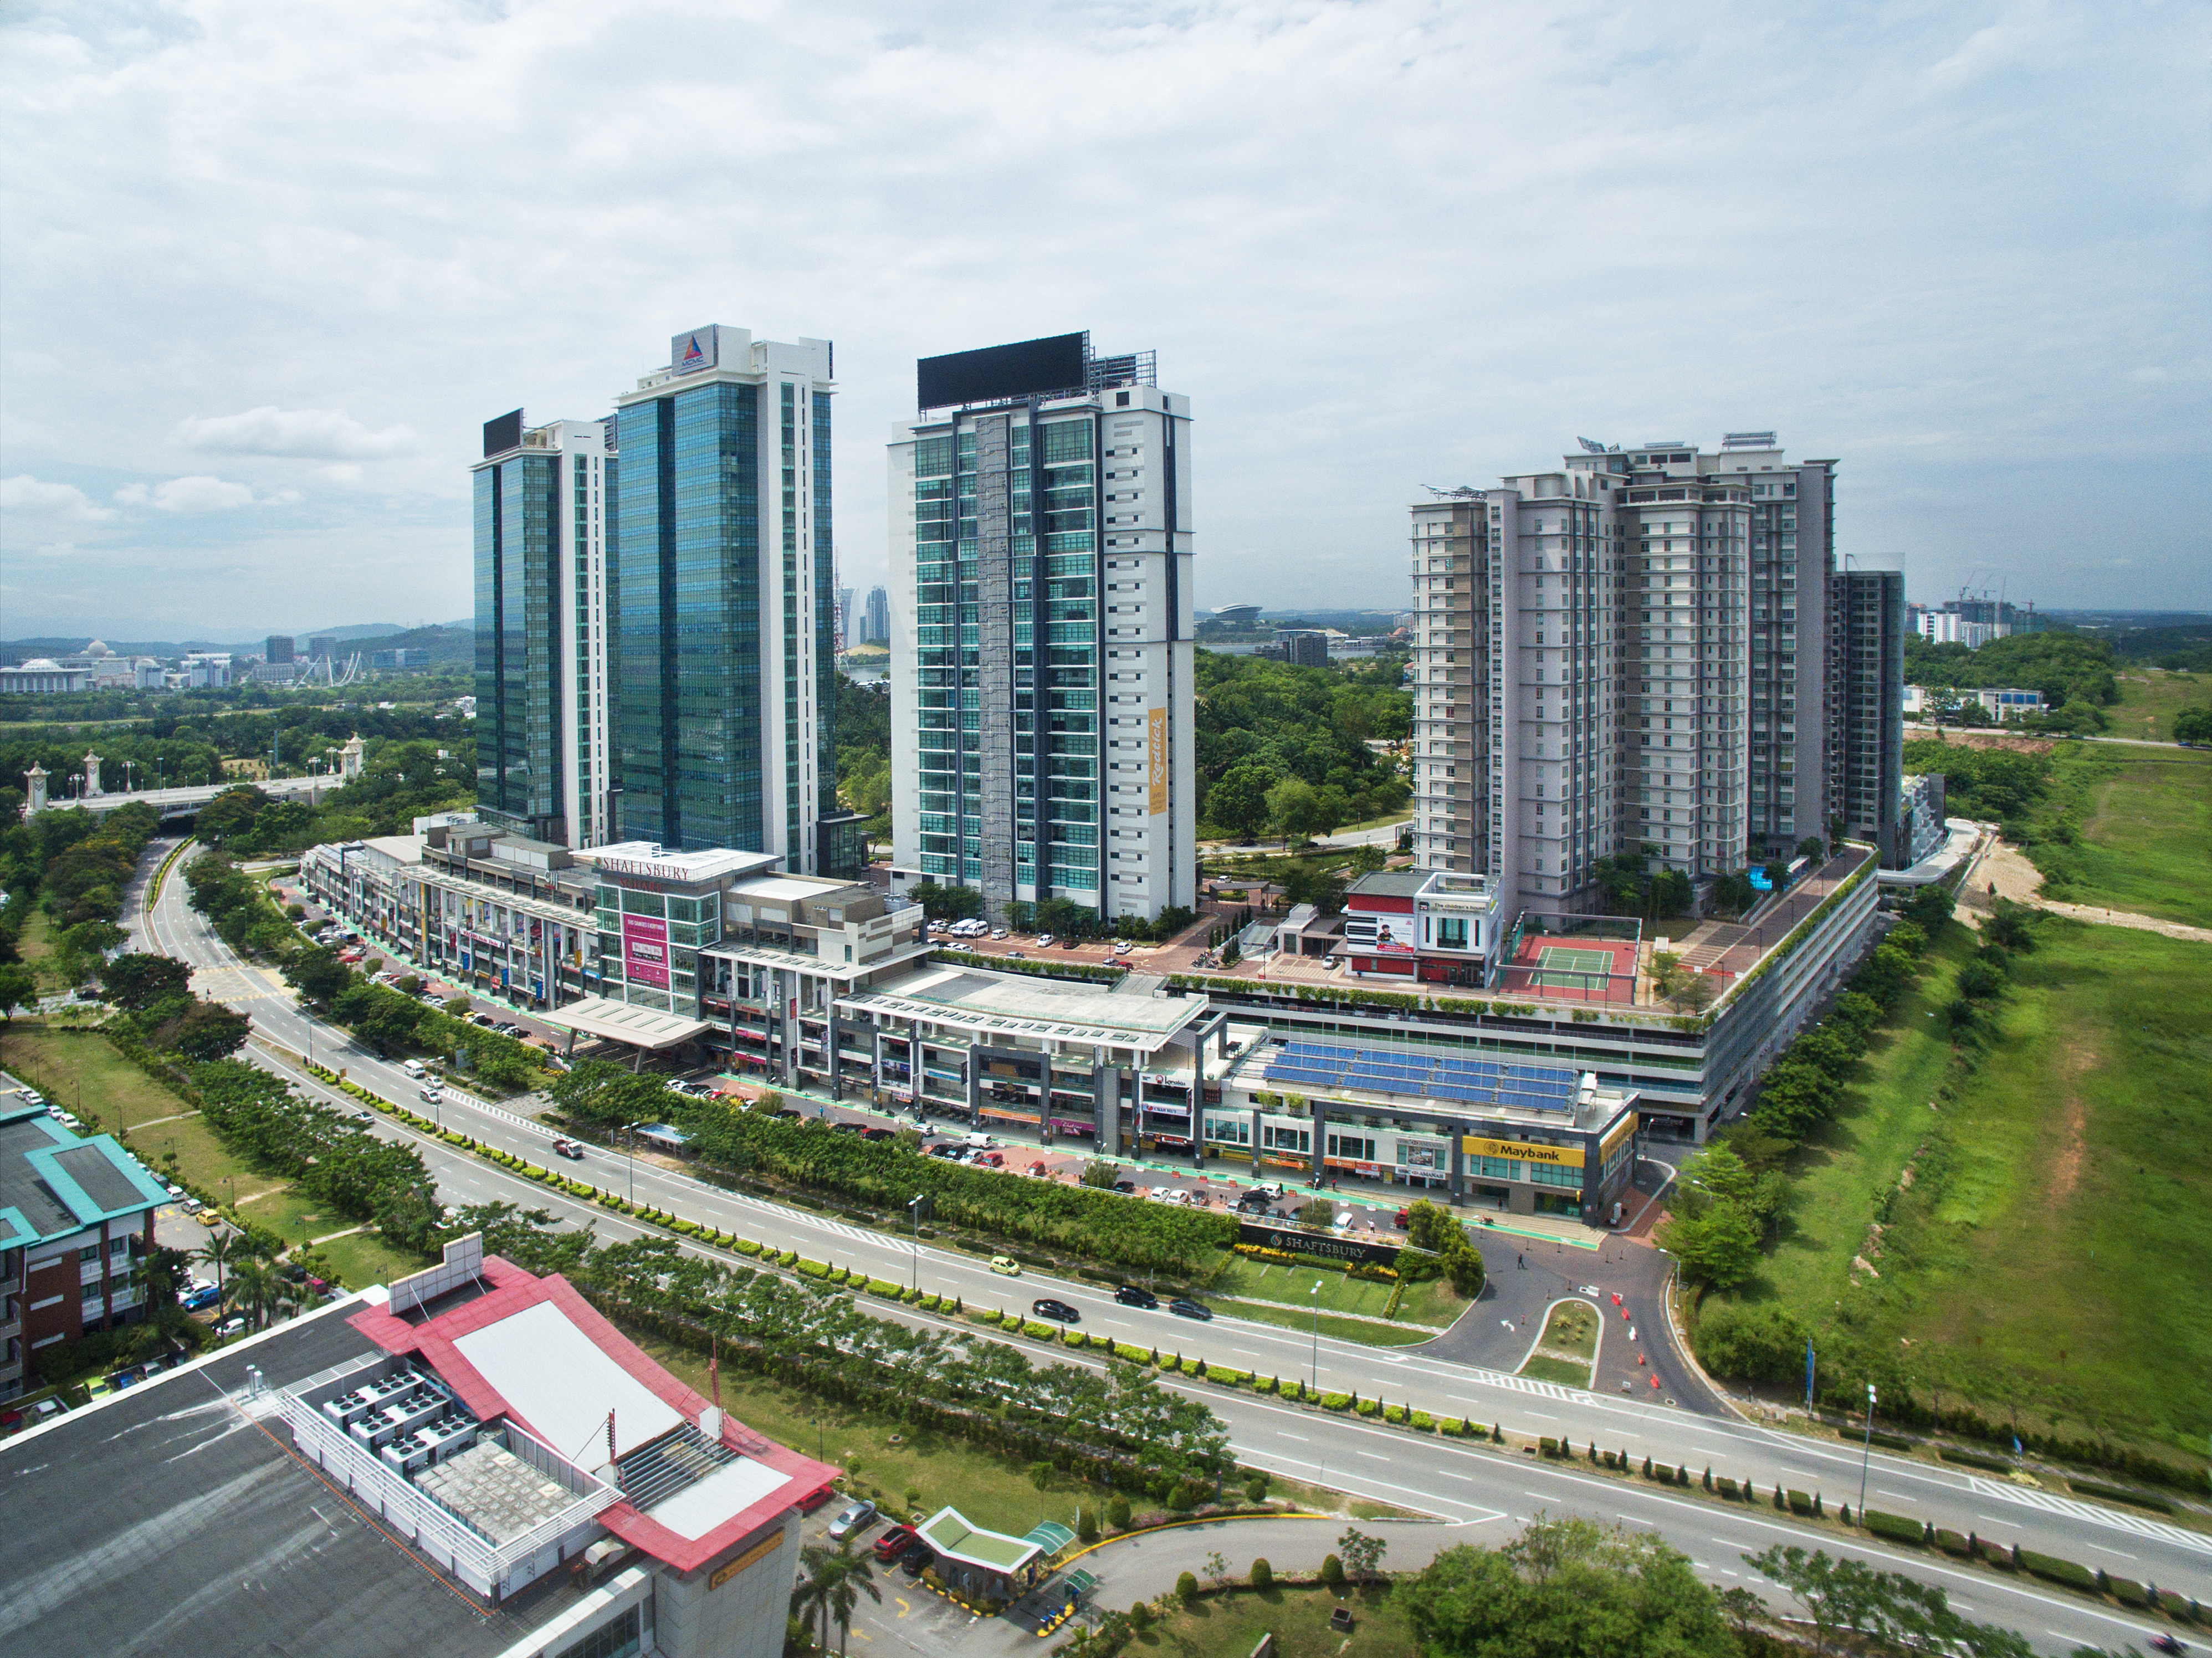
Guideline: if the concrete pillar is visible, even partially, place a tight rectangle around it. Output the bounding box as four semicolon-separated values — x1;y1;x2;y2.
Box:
1250;1105;1263;1176
826;995;842;1102
1448;1124;1466;1202
966;1043;981;1125
1092;1056;1116;1155
1309;1103;1326;1186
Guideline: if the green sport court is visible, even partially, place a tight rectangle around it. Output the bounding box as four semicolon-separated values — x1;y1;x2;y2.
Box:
1527;944;1614;992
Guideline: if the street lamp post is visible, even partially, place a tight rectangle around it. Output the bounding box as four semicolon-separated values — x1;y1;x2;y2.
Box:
1858;1383;1877;1517
625;1123;637;1206
1309;1280;1322;1395
908;1193;927;1292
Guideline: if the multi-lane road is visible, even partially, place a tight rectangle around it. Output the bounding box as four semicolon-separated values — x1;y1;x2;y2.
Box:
127;840;2208;1651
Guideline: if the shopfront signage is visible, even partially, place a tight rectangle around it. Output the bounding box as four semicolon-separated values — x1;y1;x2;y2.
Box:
623;913;670;989
1461;1134;1584;1168
1238;1221;1401;1268
709;1527;783;1590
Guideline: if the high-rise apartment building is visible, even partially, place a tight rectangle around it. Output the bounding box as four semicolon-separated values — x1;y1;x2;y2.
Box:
473;409;618;849
1829;568;1906;866
888;331;1195;922
1412;435;1863;916
265;634;294;665
863;585;889;646
612;326;837;868
837;585;854;653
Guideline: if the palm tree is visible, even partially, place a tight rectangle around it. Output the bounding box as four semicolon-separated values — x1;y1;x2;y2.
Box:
229;1258;278;1332
194;1232;239;1314
797;1539;880;1657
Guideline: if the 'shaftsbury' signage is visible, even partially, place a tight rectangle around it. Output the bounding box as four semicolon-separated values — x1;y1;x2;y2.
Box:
1239;1221;1401;1268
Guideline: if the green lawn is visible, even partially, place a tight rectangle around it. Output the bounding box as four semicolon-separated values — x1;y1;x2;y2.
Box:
1142;1585;1415;1658
2027;744;2212;928
1707;919;2212;1461
1515;1299;1597;1388
1213;1299;1438;1348
2112;668;2209;744
1211;1256;1463;1329
14;908;62;992
309;1231;434;1293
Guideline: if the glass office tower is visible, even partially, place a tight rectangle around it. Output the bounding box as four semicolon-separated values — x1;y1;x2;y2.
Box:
473;411;617;848
612;326;837;867
888;332;1196;923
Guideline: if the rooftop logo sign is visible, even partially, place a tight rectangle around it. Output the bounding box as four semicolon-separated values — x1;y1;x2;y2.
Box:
674;329;718;375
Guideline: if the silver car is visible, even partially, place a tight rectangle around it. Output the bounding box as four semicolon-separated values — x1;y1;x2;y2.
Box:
828;1498;877;1541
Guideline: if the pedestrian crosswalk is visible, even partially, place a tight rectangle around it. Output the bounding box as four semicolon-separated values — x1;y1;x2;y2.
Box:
1964;1475;2212;1557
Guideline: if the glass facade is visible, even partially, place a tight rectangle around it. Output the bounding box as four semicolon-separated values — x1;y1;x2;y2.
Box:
910;410;1101;900
616;382;765;852
473;449;563;838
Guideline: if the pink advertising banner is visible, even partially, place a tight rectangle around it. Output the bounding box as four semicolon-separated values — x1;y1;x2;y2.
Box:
622;914;670;989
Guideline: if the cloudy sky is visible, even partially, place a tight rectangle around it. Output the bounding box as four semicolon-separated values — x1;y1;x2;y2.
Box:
2;0;2205;643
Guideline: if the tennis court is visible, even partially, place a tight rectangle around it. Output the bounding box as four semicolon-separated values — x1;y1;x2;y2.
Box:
1498;936;1638;1005
1527;945;1614;992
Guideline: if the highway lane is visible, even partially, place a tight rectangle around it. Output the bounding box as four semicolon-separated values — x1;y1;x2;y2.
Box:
127;842;2212;1634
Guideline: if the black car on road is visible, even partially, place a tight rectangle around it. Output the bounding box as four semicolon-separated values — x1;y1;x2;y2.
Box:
1031;1298;1080;1324
1113;1285;1158;1309
1169;1298;1212;1321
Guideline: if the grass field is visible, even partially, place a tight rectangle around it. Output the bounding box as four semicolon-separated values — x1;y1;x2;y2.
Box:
310;1231;434;1292
1515;1300;1597;1388
2112;668;2209;743
1141;1585;1414;1658
1212;1299;1438;1348
1707;917;2212;1460
1210;1255;1462;1330
2025;743;2212;927
15;908;61;991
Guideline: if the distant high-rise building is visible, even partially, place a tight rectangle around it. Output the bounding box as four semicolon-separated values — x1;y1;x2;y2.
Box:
265;635;295;665
308;634;339;661
863;585;889;646
472;409;618;849
837;585;854;653
1410;435;1852;915
1829;569;1906;865
888;331;1195;921
613;326;836;868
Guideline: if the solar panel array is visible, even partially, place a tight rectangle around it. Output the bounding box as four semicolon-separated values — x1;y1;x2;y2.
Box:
1263;1041;1579;1114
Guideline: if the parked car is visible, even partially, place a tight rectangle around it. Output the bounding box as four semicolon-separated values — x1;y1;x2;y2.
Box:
1027;1160;1049;1178
1006;950;1027;960
214;1315;247;1338
1035;934;1055;948
832;1120;866;1134
989;928;1008;940
182;1285;222;1312
1059;937;1082;949
976;1150;1004;1168
988;1255;1022;1276
1031;1298;1079;1324
861;1127;896;1142
1114;940;1134;955
472;1013;499;1027
899;1543;935;1578
196;1210;222;1228
828;1498;878;1541
163;1183;185;1198
1114;1284;1158;1309
1393;1207;1410;1229
873;1524;918;1562
1112;1180;1137;1195
179;1196;203;1214
1168;1298;1212;1321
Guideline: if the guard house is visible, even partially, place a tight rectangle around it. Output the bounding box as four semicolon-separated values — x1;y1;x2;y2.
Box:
912;1508;1067;1601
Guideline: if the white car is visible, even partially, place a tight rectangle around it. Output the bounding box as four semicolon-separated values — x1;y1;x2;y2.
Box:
403;1059;427;1078
419;1085;443;1104
990;927;1008;940
1114;940;1134;955
1035;934;1054;947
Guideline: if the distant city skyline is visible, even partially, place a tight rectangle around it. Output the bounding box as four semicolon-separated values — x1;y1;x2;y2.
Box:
3;3;2206;637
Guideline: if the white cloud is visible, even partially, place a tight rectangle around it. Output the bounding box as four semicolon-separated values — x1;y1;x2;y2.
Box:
1;474;114;522
115;474;266;511
172;406;419;461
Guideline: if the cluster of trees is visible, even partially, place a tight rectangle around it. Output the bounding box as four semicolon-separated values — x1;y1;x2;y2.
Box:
1193;652;1410;839
1401;1199;1487;1296
189;1057;446;1253
1905;631;2118;718
0;799;163;1005
1904;738;2050;833
2175;704;2212;744
185;850;299;956
549;1063;1233;1271
1594;837;1829;928
191;738;472;856
1662;884;1959;1292
1394;1521;2035;1658
284;950;547;1090
833;673;892;837
99;951;251;1061
569;1229;1233;1497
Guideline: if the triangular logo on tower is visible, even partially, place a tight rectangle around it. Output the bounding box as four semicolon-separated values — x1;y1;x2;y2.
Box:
682;334;706;366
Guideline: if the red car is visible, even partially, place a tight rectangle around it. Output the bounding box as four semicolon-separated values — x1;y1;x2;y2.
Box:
873;1524;918;1562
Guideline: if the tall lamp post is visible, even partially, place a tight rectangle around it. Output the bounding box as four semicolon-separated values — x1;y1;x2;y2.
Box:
1309;1279;1323;1396
1858;1383;1877;1517
624;1122;638;1207
908;1193;928;1292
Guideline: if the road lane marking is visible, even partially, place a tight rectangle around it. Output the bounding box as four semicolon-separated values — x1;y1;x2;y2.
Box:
2082;1543;2135;1560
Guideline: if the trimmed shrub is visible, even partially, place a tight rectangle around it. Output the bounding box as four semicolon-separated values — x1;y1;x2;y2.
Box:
1936;1528;1973;1557
1539;1437;1560;1458
1128;1601;1153;1630
2018;1550;2095;1590
1320;1393;1352;1412
1863;1510;1926;1545
1937;1444;2014;1473
1175;1572;1199;1605
1319;1554;1344;1589
2107;1577;2150;1608
1250;1558;1272;1590
1786;1490;1814;1517
1077;1506;1097;1543
1866;1429;1916;1451
1411;1410;1435;1432
1107;1493;1130;1531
